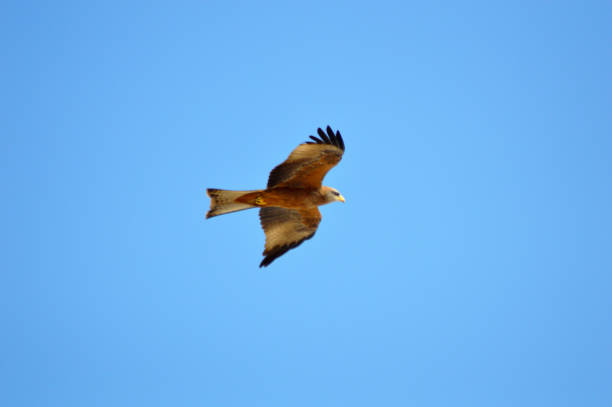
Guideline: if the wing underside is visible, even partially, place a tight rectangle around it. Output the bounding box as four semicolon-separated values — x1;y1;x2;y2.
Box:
259;206;321;267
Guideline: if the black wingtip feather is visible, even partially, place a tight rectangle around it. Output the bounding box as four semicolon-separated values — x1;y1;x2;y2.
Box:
336;130;345;151
259;244;296;267
305;126;345;151
259;234;315;268
327;129;337;145
317;128;331;144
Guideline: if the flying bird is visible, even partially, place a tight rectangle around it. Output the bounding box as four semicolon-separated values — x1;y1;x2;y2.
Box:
206;126;346;267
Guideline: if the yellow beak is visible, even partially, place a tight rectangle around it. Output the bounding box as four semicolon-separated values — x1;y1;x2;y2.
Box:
338;194;346;203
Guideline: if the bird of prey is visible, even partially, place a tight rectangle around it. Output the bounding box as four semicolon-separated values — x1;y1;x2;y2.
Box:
206;126;345;267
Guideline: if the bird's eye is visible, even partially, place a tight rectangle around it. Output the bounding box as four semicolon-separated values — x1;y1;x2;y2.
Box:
332;191;339;196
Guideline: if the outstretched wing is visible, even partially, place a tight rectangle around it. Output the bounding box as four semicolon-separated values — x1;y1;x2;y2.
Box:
258;206;321;267
267;126;345;189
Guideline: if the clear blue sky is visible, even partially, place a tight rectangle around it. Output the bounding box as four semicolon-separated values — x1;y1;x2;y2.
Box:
3;1;611;406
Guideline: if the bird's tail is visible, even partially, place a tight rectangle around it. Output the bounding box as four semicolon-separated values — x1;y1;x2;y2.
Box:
206;189;262;219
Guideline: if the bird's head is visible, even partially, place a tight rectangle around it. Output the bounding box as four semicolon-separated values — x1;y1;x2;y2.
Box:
322;186;345;204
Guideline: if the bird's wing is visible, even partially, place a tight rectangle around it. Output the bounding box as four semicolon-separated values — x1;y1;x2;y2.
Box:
267;126;345;189
259;206;321;267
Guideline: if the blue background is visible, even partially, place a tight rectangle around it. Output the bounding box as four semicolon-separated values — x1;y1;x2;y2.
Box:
3;1;611;406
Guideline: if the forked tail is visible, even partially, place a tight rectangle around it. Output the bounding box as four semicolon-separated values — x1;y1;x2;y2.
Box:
206;189;262;218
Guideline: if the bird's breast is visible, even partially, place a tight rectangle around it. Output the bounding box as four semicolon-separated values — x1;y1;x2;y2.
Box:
260;187;321;209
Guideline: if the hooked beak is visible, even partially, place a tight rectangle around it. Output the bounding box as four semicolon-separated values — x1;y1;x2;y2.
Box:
337;194;346;203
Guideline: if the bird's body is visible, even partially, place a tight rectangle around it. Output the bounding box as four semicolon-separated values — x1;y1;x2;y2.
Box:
206;126;345;267
235;186;339;210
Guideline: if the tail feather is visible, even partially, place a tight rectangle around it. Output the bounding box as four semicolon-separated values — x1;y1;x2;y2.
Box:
206;189;261;218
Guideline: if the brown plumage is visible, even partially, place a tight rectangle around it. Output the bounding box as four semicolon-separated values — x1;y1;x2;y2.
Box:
206;126;346;267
